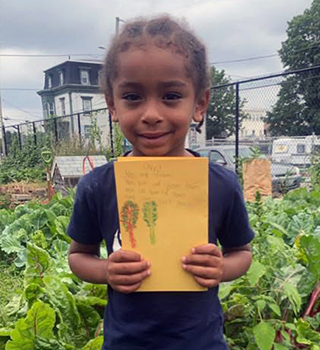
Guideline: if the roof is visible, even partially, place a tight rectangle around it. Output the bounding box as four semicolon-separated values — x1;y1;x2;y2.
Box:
44;59;103;73
51;155;108;179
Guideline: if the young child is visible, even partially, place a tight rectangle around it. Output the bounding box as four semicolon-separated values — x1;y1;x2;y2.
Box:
68;15;254;350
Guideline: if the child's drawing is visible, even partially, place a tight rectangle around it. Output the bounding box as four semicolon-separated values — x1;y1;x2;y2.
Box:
120;200;139;248
143;201;158;245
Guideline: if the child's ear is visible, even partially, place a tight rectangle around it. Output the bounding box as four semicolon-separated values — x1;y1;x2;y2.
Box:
106;95;118;122
194;89;210;123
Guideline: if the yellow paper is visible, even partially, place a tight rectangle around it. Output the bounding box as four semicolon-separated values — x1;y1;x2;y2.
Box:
114;158;208;292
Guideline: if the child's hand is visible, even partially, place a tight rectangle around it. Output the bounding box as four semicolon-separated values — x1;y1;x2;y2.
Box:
106;250;151;293
182;244;223;288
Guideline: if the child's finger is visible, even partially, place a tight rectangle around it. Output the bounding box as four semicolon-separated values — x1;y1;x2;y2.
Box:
191;244;222;257
193;276;219;288
110;250;142;263
116;282;143;294
112;269;151;286
111;260;150;275
182;254;221;267
182;264;221;280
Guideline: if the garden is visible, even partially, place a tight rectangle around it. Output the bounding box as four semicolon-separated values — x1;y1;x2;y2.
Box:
0;135;320;349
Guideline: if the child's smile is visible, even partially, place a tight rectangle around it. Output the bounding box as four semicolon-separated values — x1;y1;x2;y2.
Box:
108;45;207;157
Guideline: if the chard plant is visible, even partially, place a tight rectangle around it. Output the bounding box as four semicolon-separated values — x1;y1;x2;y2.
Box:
1;185;320;349
120;200;139;248
143;201;158;245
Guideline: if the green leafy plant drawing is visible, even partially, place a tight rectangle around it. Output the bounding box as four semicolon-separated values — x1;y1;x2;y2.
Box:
120;200;139;248
143;201;158;245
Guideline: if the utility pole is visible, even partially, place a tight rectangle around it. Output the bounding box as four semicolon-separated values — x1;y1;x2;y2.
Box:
116;17;120;36
115;17;126;36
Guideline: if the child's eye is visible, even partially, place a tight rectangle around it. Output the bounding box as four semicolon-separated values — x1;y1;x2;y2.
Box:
122;93;141;102
163;93;182;101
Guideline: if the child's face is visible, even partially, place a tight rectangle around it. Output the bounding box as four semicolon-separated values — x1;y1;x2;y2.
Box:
107;45;209;157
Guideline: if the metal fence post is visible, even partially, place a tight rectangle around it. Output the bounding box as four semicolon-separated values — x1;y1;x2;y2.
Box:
2;124;7;156
33;122;37;145
109;112;114;156
235;83;240;175
77;113;81;141
17;125;22;150
54;118;58;143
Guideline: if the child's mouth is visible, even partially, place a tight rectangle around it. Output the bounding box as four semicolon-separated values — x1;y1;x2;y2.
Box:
140;132;170;139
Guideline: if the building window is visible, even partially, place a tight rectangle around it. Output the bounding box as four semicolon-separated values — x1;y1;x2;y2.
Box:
60;98;66;116
297;144;305;154
98;70;103;85
80;69;90;85
47;102;55;116
84;125;91;139
59;70;64;85
47;75;52;89
82;97;92;113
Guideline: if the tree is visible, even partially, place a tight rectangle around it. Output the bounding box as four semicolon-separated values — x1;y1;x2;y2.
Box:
266;0;320;136
206;67;247;139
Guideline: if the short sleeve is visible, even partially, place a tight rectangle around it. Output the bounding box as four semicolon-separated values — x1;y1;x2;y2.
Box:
217;172;254;248
67;174;103;245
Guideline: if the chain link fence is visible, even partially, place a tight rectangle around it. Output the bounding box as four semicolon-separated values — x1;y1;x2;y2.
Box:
1;108;118;157
1;65;320;190
204;65;320;191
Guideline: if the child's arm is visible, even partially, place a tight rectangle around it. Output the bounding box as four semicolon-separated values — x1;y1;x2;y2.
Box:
182;243;252;288
68;240;151;293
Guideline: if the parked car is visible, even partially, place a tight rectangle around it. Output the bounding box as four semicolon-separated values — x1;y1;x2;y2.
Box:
196;145;302;192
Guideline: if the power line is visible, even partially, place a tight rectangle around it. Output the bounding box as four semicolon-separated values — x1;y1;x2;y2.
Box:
211;54;278;65
2;98;41;119
0;53;100;57
211;40;320;66
0;88;39;91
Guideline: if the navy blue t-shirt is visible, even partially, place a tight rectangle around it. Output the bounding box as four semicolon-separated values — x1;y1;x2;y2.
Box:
68;159;254;350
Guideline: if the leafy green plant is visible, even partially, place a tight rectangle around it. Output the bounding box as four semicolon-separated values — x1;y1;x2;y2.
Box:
120;200;139;248
0;192;106;350
143;201;158;245
1;183;320;349
220;187;320;350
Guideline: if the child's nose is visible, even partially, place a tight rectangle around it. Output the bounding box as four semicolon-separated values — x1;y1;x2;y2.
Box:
141;100;163;124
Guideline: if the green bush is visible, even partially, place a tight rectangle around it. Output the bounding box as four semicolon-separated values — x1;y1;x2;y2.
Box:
0;134;46;184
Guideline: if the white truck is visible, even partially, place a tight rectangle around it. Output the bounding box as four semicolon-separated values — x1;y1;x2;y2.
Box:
272;136;320;167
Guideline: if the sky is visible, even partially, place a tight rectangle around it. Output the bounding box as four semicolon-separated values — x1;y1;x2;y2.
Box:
0;0;313;126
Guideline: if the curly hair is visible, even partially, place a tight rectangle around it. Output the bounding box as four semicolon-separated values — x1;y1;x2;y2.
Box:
101;15;210;132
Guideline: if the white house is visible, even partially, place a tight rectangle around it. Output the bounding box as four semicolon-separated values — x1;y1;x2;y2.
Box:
241;108;267;139
37;60;110;145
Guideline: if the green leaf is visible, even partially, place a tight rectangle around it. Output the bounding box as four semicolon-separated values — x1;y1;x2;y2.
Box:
81;336;103;350
0;233;25;255
24;283;45;306
300;235;320;278
296;318;320;345
247;261;266;286
253;321;275;350
268;303;281;317
0;328;12;337
283;284;301;315
5;301;56;350
34;337;66;350
43;276;81;340
77;302;102;338
28;209;48;231
256;300;266;312
25;243;51;286
55;216;71;242
274;344;288;350
219;283;233;300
